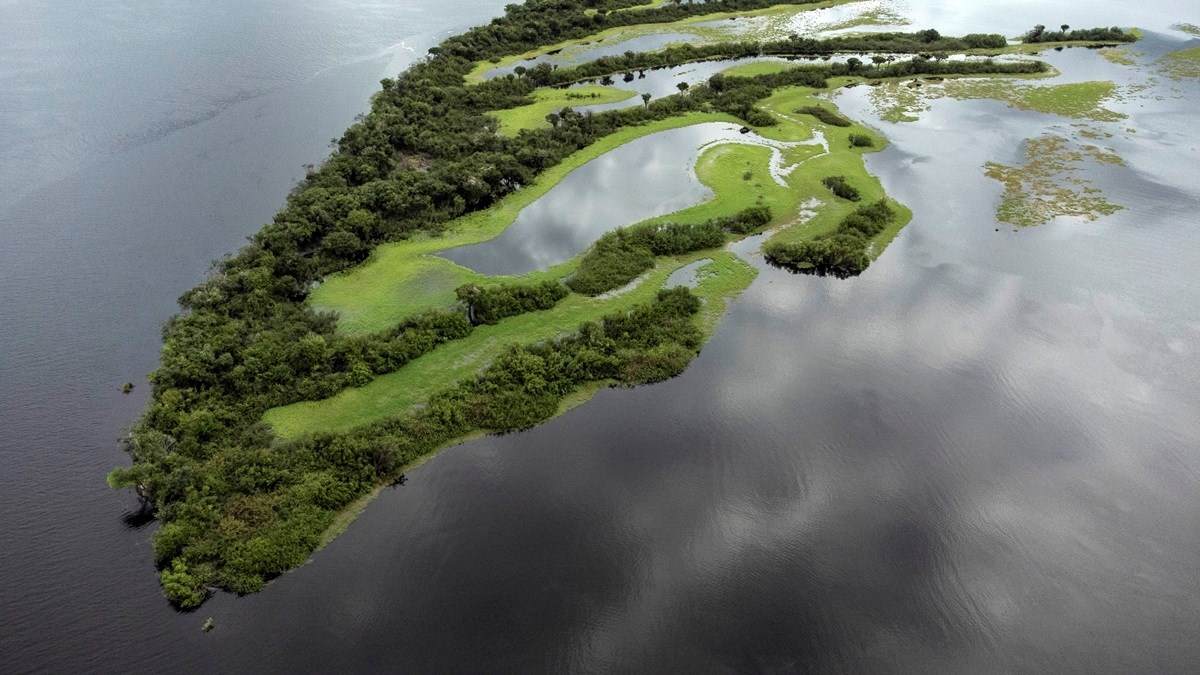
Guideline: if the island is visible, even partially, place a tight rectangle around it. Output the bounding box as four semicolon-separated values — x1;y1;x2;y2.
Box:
107;0;1138;608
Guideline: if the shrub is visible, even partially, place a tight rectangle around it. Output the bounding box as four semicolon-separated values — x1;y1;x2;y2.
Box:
764;200;895;277
848;133;874;148
796;105;852;127
822;175;861;201
456;280;568;325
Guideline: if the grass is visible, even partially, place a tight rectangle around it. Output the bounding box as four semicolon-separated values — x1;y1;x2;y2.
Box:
490;86;636;136
719;60;802;78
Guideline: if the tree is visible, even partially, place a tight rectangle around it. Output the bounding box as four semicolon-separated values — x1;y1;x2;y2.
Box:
514;65;527;78
1061;24;1070;32
846;57;862;72
676;81;689;92
641;92;652;107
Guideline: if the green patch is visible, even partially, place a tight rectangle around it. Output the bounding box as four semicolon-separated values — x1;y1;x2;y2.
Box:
1171;23;1200;37
867;78;1124;123
984;134;1124;226
490;86;636;136
1158;46;1200;80
1098;48;1138;65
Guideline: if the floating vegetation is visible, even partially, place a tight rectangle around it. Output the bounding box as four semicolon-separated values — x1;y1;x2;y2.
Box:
1098;48;1139;65
866;79;1126;123
1158;46;1200;80
984;134;1124;226
1171;23;1200;37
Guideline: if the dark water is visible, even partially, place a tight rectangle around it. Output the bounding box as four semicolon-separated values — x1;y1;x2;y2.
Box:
4;0;1200;671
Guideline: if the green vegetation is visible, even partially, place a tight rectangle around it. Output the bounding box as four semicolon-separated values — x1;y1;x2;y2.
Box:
1172;23;1200;37
984;134;1125;226
1021;25;1137;44
765;199;897;276
566;206;766;295
868;79;1124;123
848;132;873;147
822;175;860;201
456;280;568;325
490;85;636;135
797;104;852;127
109;0;1070;608
1159;46;1200;80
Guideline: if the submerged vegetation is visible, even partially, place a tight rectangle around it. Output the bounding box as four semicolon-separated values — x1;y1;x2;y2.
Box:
866;78;1126;123
108;0;1119;607
1158;46;1200;80
984;134;1125;226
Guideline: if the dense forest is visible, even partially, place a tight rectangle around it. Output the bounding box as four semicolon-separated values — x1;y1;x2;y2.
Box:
109;0;1104;607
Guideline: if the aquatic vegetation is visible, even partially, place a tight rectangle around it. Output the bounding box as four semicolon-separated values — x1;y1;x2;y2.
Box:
867;79;1125;123
1098;47;1139;65
1158;46;1200;80
984;134;1124;226
1170;22;1200;37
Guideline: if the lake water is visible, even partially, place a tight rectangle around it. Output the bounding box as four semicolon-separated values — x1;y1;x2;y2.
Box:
2;0;1199;671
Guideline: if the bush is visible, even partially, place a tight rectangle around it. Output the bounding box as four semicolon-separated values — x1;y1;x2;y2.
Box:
796;105;852;127
160;560;207;609
456;280;569;325
848;133;874;148
715;204;773;234
765;200;895;277
822;176;861;201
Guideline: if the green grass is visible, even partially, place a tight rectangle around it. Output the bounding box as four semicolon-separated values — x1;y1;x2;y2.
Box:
719;60;802;78
490;86;636;135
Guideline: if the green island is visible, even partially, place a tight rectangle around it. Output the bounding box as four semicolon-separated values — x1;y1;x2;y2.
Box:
106;0;1138;607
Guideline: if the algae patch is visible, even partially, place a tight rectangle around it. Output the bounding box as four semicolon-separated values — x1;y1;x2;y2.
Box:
984;134;1124;226
1171;23;1200;37
1158;46;1200;80
867;78;1126;123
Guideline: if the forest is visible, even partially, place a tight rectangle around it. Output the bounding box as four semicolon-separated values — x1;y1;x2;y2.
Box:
108;0;1112;607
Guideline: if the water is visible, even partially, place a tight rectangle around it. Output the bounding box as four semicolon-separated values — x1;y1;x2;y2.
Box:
484;32;703;79
3;0;1200;671
439;121;822;275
